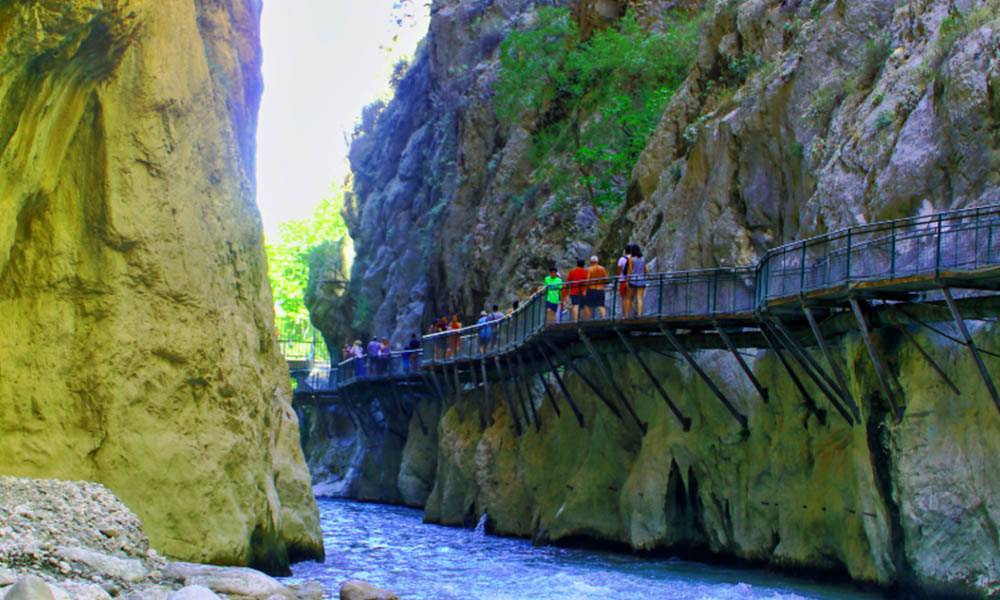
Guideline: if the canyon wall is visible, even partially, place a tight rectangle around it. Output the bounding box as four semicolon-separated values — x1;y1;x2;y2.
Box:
302;0;1000;595
0;0;322;572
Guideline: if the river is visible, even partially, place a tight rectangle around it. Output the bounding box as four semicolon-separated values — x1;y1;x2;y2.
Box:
283;498;882;599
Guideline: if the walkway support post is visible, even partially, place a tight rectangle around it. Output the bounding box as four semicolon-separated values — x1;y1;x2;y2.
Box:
942;287;1000;414
849;297;902;420
504;355;533;429
613;328;691;431
759;323;826;425
764;319;855;426
886;309;961;396
467;359;486;430
714;319;769;403
657;324;748;428
801;304;860;420
536;346;585;427
493;357;523;435
481;358;494;427
577;328;647;434
542;339;626;424
452;363;465;421
515;352;541;432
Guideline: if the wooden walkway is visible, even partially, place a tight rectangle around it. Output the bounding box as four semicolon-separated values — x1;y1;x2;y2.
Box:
291;204;1000;430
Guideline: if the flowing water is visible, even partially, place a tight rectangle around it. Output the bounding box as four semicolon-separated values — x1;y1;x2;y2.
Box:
283;498;882;600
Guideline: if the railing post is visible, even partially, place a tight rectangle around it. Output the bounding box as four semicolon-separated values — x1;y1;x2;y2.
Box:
890;221;896;279
935;212;943;277
657;273;663;317
845;228;852;283
799;242;807;295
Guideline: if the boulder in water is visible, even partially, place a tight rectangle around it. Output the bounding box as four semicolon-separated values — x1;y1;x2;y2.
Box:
3;576;55;600
338;580;399;600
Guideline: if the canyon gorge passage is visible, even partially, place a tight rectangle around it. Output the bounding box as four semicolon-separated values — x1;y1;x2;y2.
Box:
3;0;1000;599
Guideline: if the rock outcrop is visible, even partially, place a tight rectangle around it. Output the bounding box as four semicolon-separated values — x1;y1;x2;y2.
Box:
303;0;1000;596
0;476;323;600
0;1;321;571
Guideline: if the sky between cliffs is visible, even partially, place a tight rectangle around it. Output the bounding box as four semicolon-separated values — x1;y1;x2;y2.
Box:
255;1;430;237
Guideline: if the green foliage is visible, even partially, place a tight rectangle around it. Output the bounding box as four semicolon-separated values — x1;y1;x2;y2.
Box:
873;110;893;131
265;187;348;341
493;7;702;211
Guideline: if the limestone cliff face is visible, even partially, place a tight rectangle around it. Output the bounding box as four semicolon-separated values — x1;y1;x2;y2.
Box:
303;0;1000;595
0;0;322;572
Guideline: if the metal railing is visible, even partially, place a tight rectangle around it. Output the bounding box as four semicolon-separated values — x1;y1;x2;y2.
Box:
420;267;757;365
757;204;1000;305
293;203;1000;393
291;350;424;393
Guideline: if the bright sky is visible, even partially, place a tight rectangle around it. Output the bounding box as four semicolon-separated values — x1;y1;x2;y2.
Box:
256;1;430;237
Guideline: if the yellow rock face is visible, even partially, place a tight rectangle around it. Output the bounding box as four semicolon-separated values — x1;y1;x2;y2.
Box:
0;0;322;571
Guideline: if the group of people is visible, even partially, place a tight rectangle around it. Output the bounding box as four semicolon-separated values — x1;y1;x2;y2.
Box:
540;243;647;323
339;243;649;373
342;333;422;376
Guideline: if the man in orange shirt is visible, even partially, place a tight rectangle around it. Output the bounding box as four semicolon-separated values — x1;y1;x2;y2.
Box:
585;255;608;320
566;258;589;322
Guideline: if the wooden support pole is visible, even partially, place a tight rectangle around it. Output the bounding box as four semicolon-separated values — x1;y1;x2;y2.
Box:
536;370;561;417
542;339;624;423
613;328;691;431
849;298;902;420
657;324;747;428
767;317;855;426
886;309;961;396
505;355;535;430
577;329;647;434
536;346;585;427
942;287;1000;415
759;323;826;425
427;368;449;407
494;357;523;435
714;320;769;403
515;352;541;432
802;304;860;420
481;358;494;427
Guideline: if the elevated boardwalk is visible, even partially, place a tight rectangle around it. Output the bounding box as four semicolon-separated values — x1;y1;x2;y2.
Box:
291;204;1000;431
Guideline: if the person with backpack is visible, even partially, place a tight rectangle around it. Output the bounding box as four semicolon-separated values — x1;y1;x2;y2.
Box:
627;245;647;317
476;310;492;354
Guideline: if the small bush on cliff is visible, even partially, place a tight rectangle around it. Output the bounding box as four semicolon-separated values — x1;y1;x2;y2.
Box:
493;7;702;211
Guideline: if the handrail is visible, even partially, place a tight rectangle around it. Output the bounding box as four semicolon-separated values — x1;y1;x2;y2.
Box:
292;203;1000;392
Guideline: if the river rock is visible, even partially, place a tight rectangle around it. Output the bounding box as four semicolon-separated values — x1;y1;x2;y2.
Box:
164;586;223;600
163;563;294;600
286;582;323;600
53;582;112;600
2;577;54;600
55;547;147;583
0;0;321;572
338;581;399;600
0;570;17;586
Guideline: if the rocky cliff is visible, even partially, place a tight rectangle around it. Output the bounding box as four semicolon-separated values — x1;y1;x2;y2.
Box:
303;0;1000;596
0;0;322;572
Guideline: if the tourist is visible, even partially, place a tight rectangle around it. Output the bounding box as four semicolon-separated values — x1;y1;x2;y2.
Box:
585;255;608;320
566;258;589;322
350;340;365;377
379;337;391;374
341;340;352;360
507;299;520;315
476;310;491;354
488;304;505;349
366;336;381;374
433;317;448;360
617;244;634;318
404;333;421;371
628;246;647;317
541;266;563;324
448;314;462;357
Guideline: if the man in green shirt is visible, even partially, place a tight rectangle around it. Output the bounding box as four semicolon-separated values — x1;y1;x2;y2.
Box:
543;266;563;324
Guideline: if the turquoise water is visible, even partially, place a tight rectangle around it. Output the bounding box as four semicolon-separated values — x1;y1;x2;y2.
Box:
284;498;882;600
